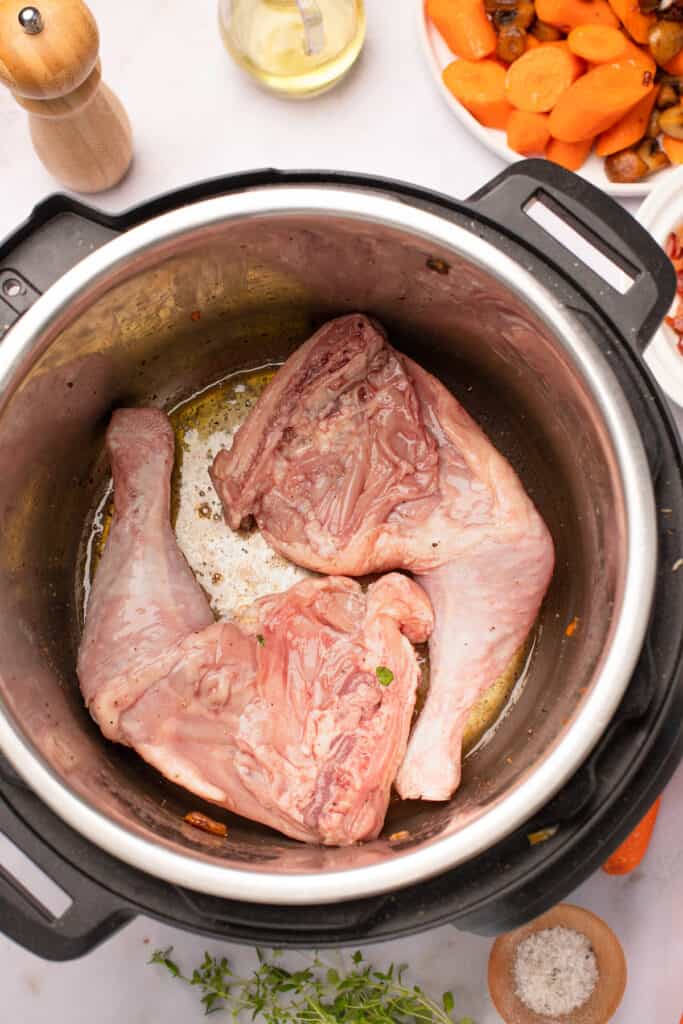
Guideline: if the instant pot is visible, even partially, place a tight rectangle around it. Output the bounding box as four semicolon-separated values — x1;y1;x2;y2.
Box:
0;160;682;960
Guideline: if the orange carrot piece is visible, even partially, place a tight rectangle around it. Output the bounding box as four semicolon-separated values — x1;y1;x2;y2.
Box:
535;0;619;31
526;34;542;50
541;38;586;59
568;24;628;62
575;37;653;74
505;45;583;113
602;797;661;874
443;59;512;129
620;36;656;75
426;0;496;61
595;86;658;155
546;136;594;170
663;135;683;164
507;110;552;154
538;41;588;77
607;0;655;44
549;60;654;141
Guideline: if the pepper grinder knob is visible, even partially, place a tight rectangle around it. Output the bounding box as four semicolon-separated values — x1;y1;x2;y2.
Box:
0;0;132;193
18;6;43;33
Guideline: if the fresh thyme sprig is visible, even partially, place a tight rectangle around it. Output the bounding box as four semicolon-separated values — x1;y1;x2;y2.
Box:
150;946;475;1023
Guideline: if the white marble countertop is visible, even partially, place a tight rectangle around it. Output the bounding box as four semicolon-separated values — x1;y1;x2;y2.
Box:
1;2;682;1020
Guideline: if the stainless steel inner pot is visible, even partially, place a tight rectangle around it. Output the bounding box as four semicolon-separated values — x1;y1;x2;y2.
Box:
0;185;656;904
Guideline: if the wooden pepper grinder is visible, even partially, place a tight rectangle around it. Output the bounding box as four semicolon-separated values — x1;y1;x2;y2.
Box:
0;0;132;193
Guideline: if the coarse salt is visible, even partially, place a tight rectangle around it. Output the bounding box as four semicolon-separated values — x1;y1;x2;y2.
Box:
513;925;598;1017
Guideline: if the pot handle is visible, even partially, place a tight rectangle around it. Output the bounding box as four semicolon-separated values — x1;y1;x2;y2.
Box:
0;781;133;960
467;158;676;353
0;194;122;342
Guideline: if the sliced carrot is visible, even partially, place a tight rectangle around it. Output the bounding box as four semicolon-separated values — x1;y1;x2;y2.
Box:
602;797;661;874
535;0;619;31
568;24;628;63
426;0;496;61
507;110;551;154
607;0;655;44
539;40;588;75
546;136;594;170
443;59;512;129
595;86;658;155
504;44;583;113
526;34;542;50
574;34;654;74
541;39;583;56
663;135;683;163
620;36;656;75
549;60;654;142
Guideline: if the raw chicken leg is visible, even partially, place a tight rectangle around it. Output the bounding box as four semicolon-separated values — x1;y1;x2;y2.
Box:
211;315;554;801
78;408;433;844
78;408;215;737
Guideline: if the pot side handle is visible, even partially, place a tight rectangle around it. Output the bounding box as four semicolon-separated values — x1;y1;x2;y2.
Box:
467;159;676;354
0;194;121;342
0;777;133;961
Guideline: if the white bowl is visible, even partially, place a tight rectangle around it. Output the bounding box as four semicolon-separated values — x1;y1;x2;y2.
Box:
417;0;676;199
637;166;683;406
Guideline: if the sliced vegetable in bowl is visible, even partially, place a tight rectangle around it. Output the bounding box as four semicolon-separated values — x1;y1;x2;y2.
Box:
419;0;683;195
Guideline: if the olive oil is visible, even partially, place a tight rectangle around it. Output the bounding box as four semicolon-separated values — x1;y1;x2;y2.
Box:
462;640;534;755
219;0;366;98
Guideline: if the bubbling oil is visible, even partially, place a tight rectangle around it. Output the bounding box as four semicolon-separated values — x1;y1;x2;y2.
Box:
85;367;534;759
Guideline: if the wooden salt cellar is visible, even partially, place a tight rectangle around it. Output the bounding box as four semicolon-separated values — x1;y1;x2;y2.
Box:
488;904;627;1024
0;0;132;193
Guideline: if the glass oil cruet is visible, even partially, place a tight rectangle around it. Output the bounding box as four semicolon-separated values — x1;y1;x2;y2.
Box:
219;0;366;98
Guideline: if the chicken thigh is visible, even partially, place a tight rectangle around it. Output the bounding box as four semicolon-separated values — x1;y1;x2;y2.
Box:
211;315;555;800
78;408;433;844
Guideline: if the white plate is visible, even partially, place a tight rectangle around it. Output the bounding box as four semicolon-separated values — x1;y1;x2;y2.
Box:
637;166;683;406
417;0;676;199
